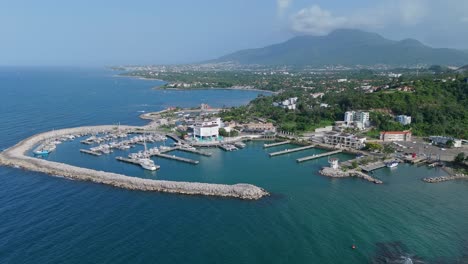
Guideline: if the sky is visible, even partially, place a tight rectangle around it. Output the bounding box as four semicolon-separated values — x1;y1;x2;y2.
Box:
1;0;468;66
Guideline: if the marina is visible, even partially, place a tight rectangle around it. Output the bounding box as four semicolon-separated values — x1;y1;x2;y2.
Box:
0;125;268;200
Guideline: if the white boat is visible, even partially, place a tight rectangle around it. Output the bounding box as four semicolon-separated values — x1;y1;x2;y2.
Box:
139;158;157;171
385;161;399;168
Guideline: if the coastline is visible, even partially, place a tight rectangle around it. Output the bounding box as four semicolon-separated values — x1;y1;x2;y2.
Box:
0;125;268;200
112;72;276;94
152;86;277;94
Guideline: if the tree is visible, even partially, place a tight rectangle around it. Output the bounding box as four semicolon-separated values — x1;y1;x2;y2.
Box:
454;152;466;164
446;140;455;148
365;142;383;152
351;161;359;169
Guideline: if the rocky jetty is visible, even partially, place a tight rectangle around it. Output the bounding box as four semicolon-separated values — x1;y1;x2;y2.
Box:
423;174;468;183
0;126;268;200
319;167;383;184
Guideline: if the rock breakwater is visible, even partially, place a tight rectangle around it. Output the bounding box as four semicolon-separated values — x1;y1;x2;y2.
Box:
319;167;383;184
423;174;468;183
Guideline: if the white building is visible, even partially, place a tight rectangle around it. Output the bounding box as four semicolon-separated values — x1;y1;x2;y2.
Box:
278;97;298;110
380;131;412;142
337;79;348;83
193;118;222;140
429;136;462;148
311;92;325;99
323;131;367;149
344;111;370;129
396;115;412;125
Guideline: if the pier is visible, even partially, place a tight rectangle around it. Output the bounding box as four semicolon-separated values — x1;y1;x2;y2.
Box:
116;156;161;170
174;147;212;156
80;149;102;156
360;161;386;172
296;149;342;163
269;145;315;157
152;153;199;165
263;141;291;148
166;134;183;143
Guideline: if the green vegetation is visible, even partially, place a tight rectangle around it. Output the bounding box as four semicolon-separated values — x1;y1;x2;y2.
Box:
454;153;466;164
365;142;383;152
219;128;239;137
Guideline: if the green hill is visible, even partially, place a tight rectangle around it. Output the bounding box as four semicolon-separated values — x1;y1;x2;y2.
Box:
214;29;468;66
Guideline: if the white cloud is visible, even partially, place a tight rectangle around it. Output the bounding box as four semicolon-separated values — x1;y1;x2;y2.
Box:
289;0;431;35
290;5;347;35
399;0;428;25
277;0;292;17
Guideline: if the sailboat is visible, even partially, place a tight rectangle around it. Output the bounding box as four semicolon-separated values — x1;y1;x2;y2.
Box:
139;136;157;171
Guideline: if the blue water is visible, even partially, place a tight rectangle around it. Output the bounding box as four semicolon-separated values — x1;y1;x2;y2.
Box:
1;67;468;263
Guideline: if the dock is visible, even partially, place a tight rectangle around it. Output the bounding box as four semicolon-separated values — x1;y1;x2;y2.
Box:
152;153;199;165
175;147;212;156
80;149;102;156
296;149;342;163
166;134;183;143
115;156;161;170
360;162;386;172
269;145;315;157
263;141;291;148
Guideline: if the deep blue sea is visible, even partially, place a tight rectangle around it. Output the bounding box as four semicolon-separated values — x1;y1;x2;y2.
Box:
0;67;467;264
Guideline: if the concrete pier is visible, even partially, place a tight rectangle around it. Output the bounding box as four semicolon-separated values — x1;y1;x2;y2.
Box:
360;161;386;172
152;153;199;165
0;125;268;200
263;141;291;148
269;145;315;157
116;156;161;170
175;147;212;156
296;150;342;163
80;149;102;156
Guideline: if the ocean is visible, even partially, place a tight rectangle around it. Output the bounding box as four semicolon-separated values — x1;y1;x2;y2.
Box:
0;67;467;263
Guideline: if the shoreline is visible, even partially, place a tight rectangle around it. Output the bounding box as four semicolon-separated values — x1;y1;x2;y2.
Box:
0;125;268;200
113;73;277;94
153;86;277;94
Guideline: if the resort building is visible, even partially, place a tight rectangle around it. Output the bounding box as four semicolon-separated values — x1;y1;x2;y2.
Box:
193;118;223;140
396;115;412;125
380;131;412;142
429;136;462;148
243;122;275;133
323;131;367;149
275;97;298;110
344;111;370;130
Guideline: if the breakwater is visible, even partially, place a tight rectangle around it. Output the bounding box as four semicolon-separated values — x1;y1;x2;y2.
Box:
0;126;268;200
319;167;383;184
423;174;468;183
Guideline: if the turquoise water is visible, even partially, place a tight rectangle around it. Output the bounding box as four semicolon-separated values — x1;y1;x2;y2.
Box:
1;67;467;263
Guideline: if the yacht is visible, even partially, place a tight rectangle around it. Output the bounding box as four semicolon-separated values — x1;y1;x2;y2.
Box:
385;160;399;168
139;158;158;171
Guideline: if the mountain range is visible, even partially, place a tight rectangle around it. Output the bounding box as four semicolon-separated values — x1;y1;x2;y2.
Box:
213;29;468;66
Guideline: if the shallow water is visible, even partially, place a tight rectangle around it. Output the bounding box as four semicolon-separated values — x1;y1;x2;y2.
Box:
1;67;467;263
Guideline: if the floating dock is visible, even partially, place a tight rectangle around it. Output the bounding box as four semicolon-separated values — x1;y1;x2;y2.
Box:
152;153;199;165
269;145;316;157
296;149;342;163
80;149;102;156
263;141;291;148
